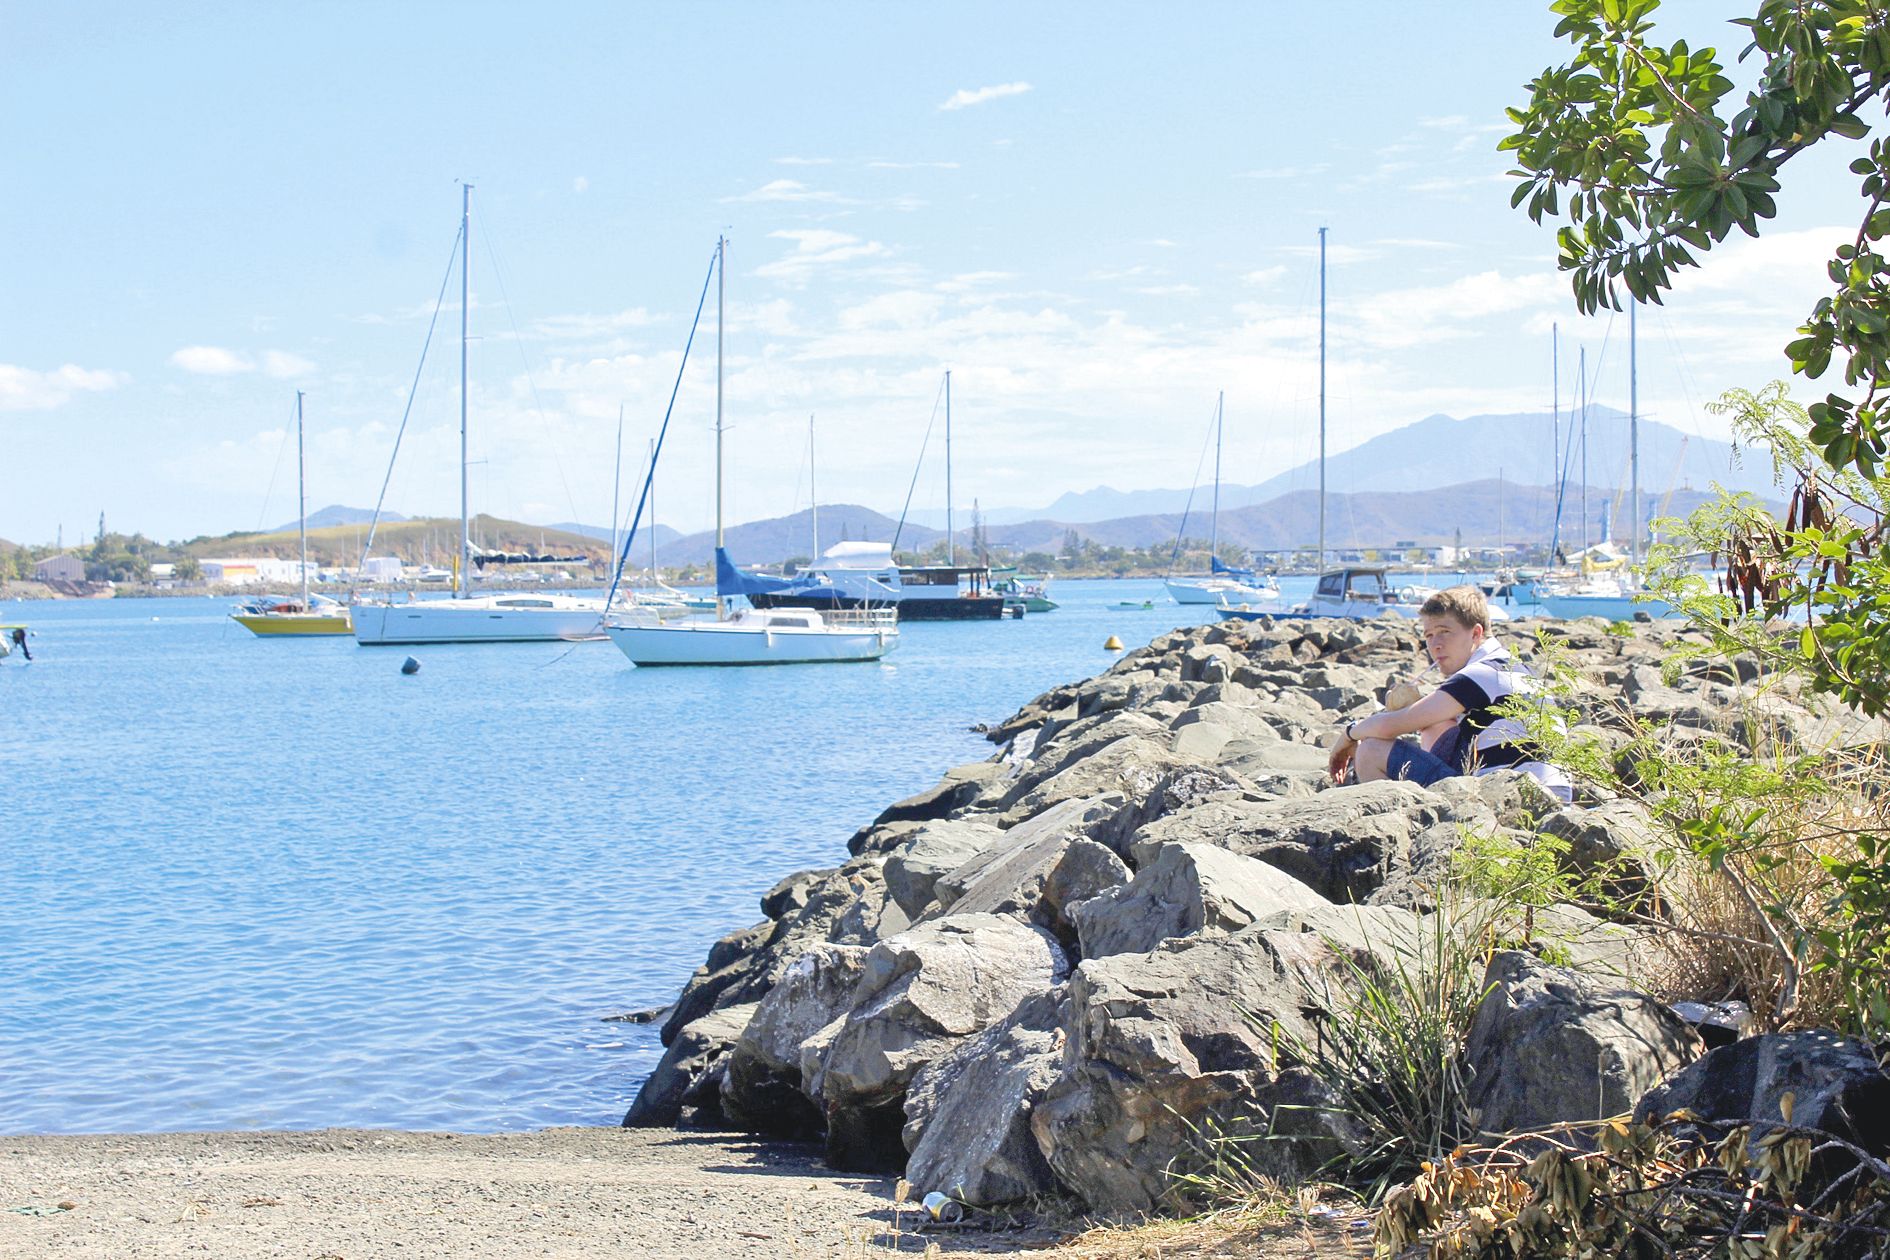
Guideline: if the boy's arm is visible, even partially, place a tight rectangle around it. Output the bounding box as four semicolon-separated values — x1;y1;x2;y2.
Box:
1345;688;1465;742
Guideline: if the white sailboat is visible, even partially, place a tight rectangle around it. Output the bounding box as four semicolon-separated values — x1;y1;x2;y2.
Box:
605;237;899;666
1537;302;1678;621
352;185;608;646
1165;391;1281;608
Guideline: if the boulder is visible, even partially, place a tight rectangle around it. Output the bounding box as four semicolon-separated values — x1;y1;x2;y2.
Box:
1030;924;1343;1215
1071;841;1330;959
1083;765;1250;858
931;796;1118;915
1170;721;1232;763
874;760;1007;825
1129;780;1452;904
623;1001;759;1128
883;819;1007;918
1636;1031;1890;1155
995;735;1188;827
1463;951;1702;1136
659;855;905;1046
721;944;869;1135
902;989;1067;1205
1539;800;1654;885
817;914;1069;1170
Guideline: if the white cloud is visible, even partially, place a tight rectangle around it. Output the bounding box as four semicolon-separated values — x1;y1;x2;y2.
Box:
1407;172;1511;195
171;345;255;375
1242;265;1288;285
722;178;853;204
1129;284;1200;297
1417;114;1470;129
935;271;1016;294
938;81;1032;112
573;175;589;193
0;362;126;411
1150;238;1179;249
773;155;834;166
867;159;961;170
1236;163;1329;180
753;230;890;284
262;351;315;379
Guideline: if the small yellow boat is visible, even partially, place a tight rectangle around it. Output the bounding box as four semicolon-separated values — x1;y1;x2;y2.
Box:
231;594;352;637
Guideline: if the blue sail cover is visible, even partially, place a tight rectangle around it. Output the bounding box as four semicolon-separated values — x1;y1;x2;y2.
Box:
1210;555;1260;583
715;547;804;598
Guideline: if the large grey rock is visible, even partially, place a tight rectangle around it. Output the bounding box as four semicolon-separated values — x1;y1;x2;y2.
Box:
996;735;1189;827
1636;1031;1890;1154
1129;780;1452;903
883;819;1006;918
722;944;869;1135
1539;800;1654;886
1463;951;1702;1136
1030;924;1346;1215
1071;841;1330;959
902;989;1067;1205
930;796;1117;915
623;1001;759;1128
1082;764;1250;858
817;914;1069;1170
873;760;1007;825
658;855;905;1047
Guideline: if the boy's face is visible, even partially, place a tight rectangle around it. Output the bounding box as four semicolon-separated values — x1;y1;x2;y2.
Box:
1420;614;1485;676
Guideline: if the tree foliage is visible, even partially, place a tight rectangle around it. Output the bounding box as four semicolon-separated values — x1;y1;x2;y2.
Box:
1505;0;1890;475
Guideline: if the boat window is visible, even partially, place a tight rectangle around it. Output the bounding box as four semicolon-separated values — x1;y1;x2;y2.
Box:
495;599;554;608
1346;573;1388;600
1316;574;1343;597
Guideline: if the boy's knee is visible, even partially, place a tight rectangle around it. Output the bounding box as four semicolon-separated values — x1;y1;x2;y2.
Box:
1355;736;1394;781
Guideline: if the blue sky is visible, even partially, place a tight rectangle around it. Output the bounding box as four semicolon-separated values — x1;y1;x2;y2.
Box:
0;1;1865;543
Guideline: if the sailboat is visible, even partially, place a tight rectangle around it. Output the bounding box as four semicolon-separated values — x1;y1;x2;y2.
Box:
1165;391;1280;607
351;185;610;646
1536;302;1678;621
1218;230;1500;624
232;390;352;636
604;237;899;666
720;370;1009;619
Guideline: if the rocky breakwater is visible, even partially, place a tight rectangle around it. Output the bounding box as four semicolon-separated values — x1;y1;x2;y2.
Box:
622;615;1888;1216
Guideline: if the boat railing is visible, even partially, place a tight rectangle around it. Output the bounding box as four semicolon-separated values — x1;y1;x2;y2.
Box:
825;607;900;630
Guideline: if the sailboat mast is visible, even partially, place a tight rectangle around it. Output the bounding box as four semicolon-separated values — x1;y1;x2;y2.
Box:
809;414;820;561
611;403;623;581
649;438;657;582
1317;226;1327;573
945;369;954;567
296;389;309;607
1580;345;1589;553
715;235;726;620
1551;323;1559;556
1211;391;1222;564
1629;300;1640;569
458;182;472;599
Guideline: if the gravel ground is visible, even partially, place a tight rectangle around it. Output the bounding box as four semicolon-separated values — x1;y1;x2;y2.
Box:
0;1127;1063;1259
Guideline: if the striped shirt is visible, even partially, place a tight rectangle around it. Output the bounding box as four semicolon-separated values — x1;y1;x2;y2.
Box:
1436;640;1572;801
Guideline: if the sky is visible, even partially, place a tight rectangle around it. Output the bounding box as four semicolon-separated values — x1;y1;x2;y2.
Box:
0;1;1871;544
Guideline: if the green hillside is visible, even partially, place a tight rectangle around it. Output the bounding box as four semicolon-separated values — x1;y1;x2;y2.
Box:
178;515;611;568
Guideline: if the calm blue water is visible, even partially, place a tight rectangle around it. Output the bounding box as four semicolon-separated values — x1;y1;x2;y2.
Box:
0;574;1502;1135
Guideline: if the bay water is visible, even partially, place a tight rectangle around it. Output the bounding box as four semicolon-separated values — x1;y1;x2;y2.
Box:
0;575;1480;1134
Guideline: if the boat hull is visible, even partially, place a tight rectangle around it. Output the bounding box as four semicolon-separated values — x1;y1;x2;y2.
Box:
232;612;353;637
606;620;896;665
351;600;607;645
747;592;1005;621
1166;577;1279;606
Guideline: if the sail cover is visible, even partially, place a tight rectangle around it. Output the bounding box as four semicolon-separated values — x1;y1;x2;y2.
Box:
1210;555;1259;583
716;547;803;598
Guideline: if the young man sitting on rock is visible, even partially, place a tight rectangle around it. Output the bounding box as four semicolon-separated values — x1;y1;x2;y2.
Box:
1326;585;1572;802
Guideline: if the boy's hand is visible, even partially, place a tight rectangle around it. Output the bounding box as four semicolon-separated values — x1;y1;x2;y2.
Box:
1327;734;1357;784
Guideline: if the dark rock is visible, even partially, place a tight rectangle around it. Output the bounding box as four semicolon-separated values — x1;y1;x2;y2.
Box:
902;989;1067;1205
1463;951;1702;1136
817;914;1069;1171
624;1001;759;1128
722;944;869;1136
873;761;1007;825
1636;1031;1890;1156
883;819;1006;919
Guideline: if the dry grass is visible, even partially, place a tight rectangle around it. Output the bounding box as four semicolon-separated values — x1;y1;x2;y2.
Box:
1041;1190;1371;1259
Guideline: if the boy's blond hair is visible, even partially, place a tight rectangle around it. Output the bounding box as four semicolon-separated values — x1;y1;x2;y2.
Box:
1418;584;1491;633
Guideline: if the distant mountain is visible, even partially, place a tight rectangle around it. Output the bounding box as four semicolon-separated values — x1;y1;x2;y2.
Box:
272;504;405;533
991;407;1779;524
550;521;683;549
655;504;942;567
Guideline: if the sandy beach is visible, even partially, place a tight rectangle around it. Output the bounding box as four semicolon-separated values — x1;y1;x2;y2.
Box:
0;1127;1062;1259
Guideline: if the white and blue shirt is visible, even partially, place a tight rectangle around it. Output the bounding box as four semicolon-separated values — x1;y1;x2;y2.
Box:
1436;640;1573;801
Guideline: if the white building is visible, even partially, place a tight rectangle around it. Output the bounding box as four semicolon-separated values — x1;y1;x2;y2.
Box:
361;556;404;582
201;558;317;586
34;554;85;582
